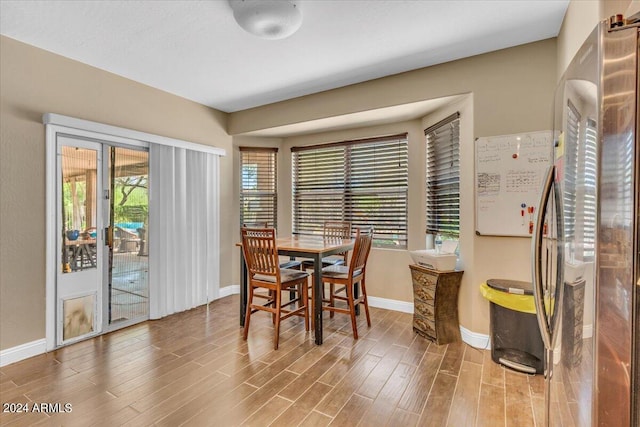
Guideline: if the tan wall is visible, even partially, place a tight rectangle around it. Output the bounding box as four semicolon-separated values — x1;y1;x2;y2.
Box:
229;39;556;140
229;39;557;336
231;136;283;277
557;0;632;77
0;36;233;351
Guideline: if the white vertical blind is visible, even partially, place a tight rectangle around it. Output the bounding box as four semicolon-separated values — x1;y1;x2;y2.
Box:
425;113;460;236
148;144;220;319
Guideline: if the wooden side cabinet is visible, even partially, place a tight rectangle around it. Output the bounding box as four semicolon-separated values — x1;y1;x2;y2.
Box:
409;264;464;345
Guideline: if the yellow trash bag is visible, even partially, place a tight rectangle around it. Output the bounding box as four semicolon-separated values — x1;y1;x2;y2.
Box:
479;282;536;314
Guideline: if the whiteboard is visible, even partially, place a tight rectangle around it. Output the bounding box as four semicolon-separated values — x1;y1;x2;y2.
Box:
475;131;553;237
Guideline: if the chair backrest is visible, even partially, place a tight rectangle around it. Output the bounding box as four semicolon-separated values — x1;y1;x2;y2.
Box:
324;221;351;261
349;226;373;276
240;222;269;241
243;222;269;228
241;227;280;281
323;221;351;240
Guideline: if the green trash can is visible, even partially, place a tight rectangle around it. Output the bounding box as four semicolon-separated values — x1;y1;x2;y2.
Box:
480;279;544;374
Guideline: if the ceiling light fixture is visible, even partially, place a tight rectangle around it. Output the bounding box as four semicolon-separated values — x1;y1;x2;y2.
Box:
228;0;302;40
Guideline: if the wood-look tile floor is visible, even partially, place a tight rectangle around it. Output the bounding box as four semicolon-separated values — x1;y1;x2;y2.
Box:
0;295;546;426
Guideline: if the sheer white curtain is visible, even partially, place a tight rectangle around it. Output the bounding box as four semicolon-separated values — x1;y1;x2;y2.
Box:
148;144;220;319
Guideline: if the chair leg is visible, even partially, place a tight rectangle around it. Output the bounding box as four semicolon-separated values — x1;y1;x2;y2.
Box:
302;281;309;332
360;278;371;327
310;283;314;331
345;282;358;339
329;283;335;318
273;290;282;350
271;289;277;325
243;285;254;340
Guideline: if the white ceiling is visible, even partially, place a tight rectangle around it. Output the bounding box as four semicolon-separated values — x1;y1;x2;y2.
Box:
1;0;568;117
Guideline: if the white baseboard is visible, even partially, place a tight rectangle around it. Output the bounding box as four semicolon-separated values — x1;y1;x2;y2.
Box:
458;324;592;353
218;285;240;298
367;296;414;313
460;325;491;350
365;297;491;350
225;285;416;314
223;288;493;350
1;291;493;367
0;339;47;367
2;287;241;368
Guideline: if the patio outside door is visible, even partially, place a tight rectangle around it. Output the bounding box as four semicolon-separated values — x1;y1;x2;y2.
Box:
106;147;149;328
56;137;149;346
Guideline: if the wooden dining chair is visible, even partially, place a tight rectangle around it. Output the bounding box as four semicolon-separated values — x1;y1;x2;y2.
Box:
241;227;310;350
316;226;373;339
304;221;352;329
242;222;302;270
301;220;352;270
321;220;352;265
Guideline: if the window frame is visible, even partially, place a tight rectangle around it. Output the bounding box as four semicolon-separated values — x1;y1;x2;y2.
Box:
425;112;461;239
239;147;278;228
565;100;597;262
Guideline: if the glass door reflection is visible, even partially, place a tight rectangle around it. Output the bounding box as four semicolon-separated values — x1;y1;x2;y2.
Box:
107;147;149;326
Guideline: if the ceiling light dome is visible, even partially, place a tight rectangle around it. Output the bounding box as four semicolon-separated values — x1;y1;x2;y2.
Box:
229;0;302;40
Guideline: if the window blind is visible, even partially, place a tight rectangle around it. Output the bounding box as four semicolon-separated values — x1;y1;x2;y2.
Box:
425;113;460;237
292;134;408;248
564;101;580;241
565;101;597;261
240;147;277;228
577;118;597;260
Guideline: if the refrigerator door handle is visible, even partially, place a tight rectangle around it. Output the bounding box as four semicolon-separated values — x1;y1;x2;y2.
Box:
531;165;555;350
551;171;564;350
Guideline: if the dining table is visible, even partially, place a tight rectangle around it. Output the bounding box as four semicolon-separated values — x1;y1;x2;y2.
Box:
238;234;355;345
65;238;97;271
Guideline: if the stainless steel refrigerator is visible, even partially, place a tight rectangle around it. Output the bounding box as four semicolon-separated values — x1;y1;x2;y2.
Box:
531;14;639;427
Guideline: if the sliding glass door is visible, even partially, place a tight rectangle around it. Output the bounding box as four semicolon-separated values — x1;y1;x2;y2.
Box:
56;137;149;346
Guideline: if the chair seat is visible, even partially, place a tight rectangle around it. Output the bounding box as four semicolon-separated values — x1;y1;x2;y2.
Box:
255;268;309;283
301;256;345;269
321;255;345;265
321;264;362;279
279;260;302;270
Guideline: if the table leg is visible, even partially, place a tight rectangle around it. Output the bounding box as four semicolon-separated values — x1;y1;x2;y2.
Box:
80;245;87;269
81;244;96;268
313;253;323;345
289;256;297;303
89;244;97;267
73;245;82;271
68;246;78;271
240;247;248;327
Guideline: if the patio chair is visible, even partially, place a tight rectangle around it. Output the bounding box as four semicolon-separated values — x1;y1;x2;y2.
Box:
114;226;140;253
